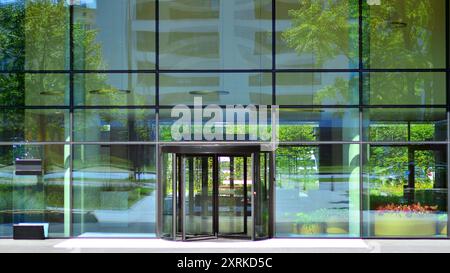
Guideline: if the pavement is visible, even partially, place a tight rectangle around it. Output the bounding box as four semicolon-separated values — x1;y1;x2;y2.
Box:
0;238;450;253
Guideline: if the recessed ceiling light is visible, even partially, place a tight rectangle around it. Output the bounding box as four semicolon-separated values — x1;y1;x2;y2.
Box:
40;91;64;96
281;109;325;113
389;21;407;28
189;90;230;96
89;88;131;95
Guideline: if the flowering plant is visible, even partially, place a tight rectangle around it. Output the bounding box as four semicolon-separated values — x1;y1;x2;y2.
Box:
376;203;438;215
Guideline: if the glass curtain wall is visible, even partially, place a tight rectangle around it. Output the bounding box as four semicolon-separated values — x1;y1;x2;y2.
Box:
362;0;448;238
72;0;157;237
0;0;71;238
0;0;448;239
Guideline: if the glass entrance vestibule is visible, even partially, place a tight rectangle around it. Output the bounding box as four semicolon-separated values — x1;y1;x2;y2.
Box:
158;145;273;241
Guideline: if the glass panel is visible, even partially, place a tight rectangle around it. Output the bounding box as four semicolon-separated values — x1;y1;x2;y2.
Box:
362;0;446;69
276;73;359;106
276;0;359;69
363;108;447;142
275;145;360;237
73;145;156;237
160;73;272;106
363;72;446;105
218;156;250;237
74;109;157;142
12;145;70;238
161;152;174;239
363;144;447;237
0;0;69;70
255;152;270;239
74;0;155;70
0;146;13;237
0;109;69;142
74;73;155;106
0;74;69;106
184;156;214;238
279;108;360;142
159;0;272;69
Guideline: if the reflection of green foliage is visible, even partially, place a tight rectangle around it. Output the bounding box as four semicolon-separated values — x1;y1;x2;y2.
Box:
362;0;440;69
368;146;408;185
282;0;441;68
364;73;445;105
411;124;435;142
159;124;272;141
282;0;358;67
0;1;25;70
162;121;318;142
283;1;444;103
369;124;408;142
279;124;315;142
0;0;106;141
73;21;105;71
368;146;436;196
0;74;24;106
276;146;318;188
24;0;68;70
314;76;356;105
370;123;437;142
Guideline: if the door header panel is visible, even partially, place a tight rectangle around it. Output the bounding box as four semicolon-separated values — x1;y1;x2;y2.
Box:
160;144;261;155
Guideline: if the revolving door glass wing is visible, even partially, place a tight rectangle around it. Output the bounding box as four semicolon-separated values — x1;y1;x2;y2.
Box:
158;145;272;241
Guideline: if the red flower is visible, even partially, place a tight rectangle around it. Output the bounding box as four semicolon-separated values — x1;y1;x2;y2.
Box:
376;203;438;214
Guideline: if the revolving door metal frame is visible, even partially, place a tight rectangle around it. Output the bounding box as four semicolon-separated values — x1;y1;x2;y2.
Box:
157;144;274;241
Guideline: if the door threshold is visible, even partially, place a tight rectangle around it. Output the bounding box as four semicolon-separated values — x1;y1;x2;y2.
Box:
183;236;217;242
218;235;252;240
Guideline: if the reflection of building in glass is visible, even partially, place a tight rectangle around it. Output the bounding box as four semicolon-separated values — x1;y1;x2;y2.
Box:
0;0;448;240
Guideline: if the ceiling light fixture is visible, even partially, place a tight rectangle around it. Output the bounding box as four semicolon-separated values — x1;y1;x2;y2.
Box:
39;91;64;96
389;21;407;28
281;109;325;113
189;90;230;96
89;88;131;95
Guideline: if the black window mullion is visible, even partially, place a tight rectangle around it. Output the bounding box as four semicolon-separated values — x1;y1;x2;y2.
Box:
69;0;75;238
272;0;276;106
358;0;364;239
445;0;450;239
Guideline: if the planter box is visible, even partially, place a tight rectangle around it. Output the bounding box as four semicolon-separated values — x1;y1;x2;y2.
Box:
326;221;349;235
15;159;42;176
13;223;48;240
438;222;447;235
374;213;438;237
292;223;324;235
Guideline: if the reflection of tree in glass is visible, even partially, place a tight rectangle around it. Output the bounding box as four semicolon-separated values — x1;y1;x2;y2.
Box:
276;147;318;190
282;1;443;105
0;0;106;139
282;0;441;199
282;0;358;68
363;0;442;69
313;76;356;105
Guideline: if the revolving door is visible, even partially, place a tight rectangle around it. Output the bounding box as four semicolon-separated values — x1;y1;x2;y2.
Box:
158;145;273;241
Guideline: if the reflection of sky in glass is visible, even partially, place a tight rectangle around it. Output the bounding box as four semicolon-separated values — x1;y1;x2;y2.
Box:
80;0;96;8
0;0;18;4
0;0;92;6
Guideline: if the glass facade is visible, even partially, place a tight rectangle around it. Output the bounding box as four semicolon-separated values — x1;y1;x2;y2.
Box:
0;0;448;239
